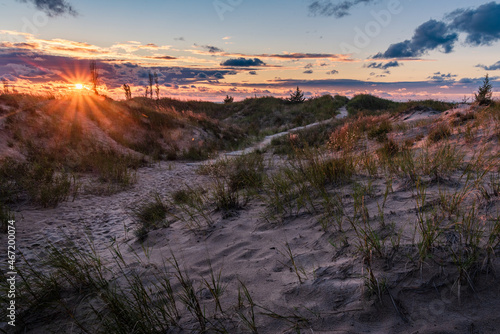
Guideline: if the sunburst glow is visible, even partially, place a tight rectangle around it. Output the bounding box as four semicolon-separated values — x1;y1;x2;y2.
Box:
75;83;84;90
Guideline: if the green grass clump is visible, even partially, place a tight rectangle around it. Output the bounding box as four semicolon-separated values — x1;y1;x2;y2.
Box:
347;94;397;116
367;118;393;142
0;203;14;233
79;149;141;187
428;122;452;143
0;156;77;208
271;122;340;156
132;194;169;240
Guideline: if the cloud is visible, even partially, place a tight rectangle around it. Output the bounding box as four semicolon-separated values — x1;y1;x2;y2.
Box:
447;2;500;46
326;70;339;75
18;0;77;17
363;61;403;72
375;20;457;58
146;55;177;60
366;61;401;70
375;2;500;58
308;0;376;18
195;44;224;53
256;52;350;60
304;63;314;69
427;72;457;82
303;70;314;74
476;61;500;71
213;72;224;79
220;57;266;67
249;71;257;75
174;37;185;41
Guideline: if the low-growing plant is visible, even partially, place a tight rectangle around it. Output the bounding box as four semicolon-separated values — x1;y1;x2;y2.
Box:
0;203;14;233
428;122;451;143
132;193;169;240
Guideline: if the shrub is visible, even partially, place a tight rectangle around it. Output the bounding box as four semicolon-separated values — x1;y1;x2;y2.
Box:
132;194;169;240
329;121;362;151
367;118;393;142
475;74;493;106
377;139;400;160
428;122;451;143
0;203;14;233
347;94;397;116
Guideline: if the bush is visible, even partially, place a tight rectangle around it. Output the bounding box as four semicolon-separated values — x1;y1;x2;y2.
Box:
428;122;451;143
367;118;393;142
132;194;169;240
0;203;14;233
347;94;397;116
475;74;493;106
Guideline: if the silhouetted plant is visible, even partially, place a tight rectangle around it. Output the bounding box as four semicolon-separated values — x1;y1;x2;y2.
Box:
224;95;234;104
154;72;160;100
1;78;8;94
90;60;99;95
475;74;493;106
148;72;154;99
287;86;305;104
122;84;132;100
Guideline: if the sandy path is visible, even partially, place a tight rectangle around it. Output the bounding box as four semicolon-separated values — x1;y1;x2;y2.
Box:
190;106;349;165
6;105;497;333
11;107;349;260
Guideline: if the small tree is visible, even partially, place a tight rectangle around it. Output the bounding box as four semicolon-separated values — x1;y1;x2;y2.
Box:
145;86;149;98
475;74;493;106
1;78;8;94
90;60;99;95
148;72;154;99
154;72;160;100
224;95;234;104
287;86;305;104
122;84;132;100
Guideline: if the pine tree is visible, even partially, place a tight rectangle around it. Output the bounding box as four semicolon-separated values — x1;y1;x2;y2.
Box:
224;95;234;104
287;86;305;104
475;74;493;106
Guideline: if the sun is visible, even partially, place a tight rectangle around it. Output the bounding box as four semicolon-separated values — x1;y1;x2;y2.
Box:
75;83;84;90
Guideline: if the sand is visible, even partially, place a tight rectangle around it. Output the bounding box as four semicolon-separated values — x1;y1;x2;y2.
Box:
3;105;500;333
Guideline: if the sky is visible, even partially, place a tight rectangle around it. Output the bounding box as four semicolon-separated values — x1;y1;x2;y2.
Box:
1;0;500;101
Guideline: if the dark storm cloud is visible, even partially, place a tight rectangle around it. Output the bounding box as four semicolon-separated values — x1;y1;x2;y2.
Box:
375;2;500;58
476;61;500;71
220;58;266;67
308;0;377;18
18;0;77;17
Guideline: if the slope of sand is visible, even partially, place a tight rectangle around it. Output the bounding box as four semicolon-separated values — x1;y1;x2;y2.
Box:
3;105;500;333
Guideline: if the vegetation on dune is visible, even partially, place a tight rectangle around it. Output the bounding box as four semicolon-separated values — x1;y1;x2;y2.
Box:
3;84;500;332
475;74;493;106
347;94;456;116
